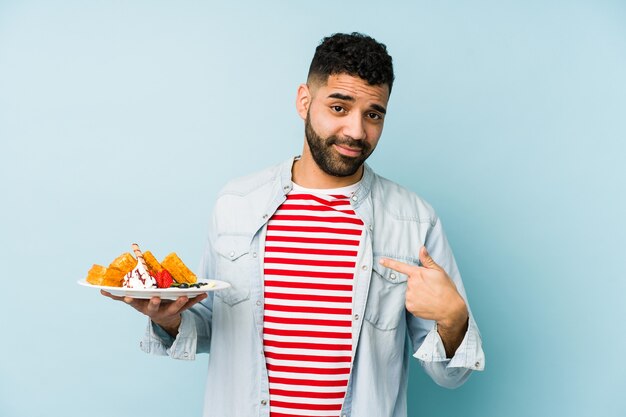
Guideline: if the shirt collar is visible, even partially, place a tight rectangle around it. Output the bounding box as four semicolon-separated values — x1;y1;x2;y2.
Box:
278;156;373;207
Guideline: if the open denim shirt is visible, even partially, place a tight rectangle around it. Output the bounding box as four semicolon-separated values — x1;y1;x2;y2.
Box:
141;157;485;417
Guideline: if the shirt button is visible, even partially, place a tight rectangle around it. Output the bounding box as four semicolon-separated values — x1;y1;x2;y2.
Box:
354;314;359;320
252;252;258;258
390;273;396;280
256;300;262;306
361;265;368;271
283;185;290;191
262;214;268;220
183;352;189;358
261;399;268;406
475;361;480;368
229;251;235;258
351;195;357;201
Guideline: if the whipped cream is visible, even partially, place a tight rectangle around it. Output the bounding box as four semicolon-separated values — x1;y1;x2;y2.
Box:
122;261;157;289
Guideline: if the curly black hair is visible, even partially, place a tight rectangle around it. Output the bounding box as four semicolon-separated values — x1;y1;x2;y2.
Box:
307;32;394;93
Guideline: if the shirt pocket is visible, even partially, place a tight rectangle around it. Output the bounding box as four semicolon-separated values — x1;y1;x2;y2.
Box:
214;235;253;306
364;256;409;330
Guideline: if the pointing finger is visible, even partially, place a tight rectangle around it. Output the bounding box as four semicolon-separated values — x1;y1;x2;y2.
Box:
379;258;415;275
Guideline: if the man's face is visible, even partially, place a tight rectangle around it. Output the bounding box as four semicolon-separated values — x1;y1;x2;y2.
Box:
303;73;389;177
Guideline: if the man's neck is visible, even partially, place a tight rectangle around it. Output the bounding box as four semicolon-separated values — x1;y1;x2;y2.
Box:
292;151;363;189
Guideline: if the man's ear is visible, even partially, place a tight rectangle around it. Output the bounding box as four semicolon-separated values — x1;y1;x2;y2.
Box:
295;83;312;120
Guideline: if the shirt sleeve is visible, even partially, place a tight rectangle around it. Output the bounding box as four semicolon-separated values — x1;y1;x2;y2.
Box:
140;309;201;360
407;215;485;388
414;316;484;368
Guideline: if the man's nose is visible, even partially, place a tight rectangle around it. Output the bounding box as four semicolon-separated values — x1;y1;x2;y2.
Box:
342;113;366;141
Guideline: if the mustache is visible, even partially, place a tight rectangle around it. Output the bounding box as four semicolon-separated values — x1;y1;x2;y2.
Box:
327;136;368;150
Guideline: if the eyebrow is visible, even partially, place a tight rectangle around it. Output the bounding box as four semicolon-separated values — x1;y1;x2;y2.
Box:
328;93;355;102
327;93;387;114
371;104;387;115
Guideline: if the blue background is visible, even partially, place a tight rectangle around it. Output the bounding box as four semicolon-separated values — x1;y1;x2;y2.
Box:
1;1;625;416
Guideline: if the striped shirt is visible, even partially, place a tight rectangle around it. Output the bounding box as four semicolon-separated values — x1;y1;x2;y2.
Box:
263;182;364;417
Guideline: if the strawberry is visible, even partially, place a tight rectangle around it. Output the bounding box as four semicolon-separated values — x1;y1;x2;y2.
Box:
155;269;174;288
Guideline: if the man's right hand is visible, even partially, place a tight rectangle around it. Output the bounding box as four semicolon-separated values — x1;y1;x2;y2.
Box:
100;290;208;337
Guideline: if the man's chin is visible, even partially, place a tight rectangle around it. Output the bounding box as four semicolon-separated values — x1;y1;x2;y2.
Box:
322;158;364;177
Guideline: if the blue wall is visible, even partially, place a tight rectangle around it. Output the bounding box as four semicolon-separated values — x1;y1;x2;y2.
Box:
1;1;625;416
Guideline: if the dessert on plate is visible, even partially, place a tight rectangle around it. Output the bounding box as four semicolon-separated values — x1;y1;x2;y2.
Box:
85;243;199;289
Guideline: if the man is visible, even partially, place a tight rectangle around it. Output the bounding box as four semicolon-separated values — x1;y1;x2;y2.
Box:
103;32;484;417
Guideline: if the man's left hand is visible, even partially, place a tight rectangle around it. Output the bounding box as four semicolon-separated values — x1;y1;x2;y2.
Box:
380;246;469;356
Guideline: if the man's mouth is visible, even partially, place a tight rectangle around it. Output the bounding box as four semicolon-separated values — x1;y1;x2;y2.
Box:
333;143;363;158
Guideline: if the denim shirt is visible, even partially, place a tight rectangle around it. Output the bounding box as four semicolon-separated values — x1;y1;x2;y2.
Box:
141;157;485;417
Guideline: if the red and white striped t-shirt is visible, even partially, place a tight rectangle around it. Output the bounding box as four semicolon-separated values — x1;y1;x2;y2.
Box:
263;182;364;417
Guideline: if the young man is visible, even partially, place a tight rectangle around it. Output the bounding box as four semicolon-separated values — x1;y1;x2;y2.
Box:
104;32;484;417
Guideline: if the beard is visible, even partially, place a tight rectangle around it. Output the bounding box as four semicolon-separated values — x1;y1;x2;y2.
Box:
305;112;373;177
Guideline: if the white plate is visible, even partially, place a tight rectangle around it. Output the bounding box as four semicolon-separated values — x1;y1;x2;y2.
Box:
77;278;230;300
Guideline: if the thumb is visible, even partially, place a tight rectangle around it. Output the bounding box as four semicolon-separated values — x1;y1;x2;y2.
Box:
419;246;442;270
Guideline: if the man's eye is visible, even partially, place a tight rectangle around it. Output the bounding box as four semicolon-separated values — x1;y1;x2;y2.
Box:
331;105;345;113
368;112;382;120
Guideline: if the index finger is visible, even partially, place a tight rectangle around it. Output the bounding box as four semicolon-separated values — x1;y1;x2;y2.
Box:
379;258;415;275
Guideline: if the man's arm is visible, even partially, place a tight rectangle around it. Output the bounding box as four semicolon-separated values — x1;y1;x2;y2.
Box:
437;312;469;358
102;210;219;358
381;217;484;387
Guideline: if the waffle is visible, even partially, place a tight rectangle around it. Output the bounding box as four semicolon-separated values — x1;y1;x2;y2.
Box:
161;252;197;284
143;250;164;276
102;252;136;286
86;264;108;286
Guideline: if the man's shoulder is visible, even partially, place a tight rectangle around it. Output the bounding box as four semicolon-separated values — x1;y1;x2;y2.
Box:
218;160;285;197
369;169;437;223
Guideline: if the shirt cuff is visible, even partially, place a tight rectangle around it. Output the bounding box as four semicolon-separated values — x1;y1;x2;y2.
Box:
413;316;485;371
139;310;198;361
